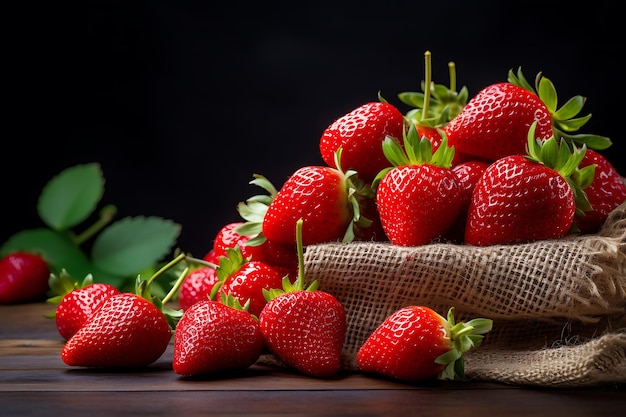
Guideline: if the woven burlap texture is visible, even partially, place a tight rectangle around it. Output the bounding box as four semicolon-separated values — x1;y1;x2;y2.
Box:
301;200;626;387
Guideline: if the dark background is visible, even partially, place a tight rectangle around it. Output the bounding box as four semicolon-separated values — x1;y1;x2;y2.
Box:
4;1;624;258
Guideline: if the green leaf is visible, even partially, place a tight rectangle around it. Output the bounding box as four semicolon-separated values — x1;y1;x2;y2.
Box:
37;163;104;231
0;228;126;287
91;216;181;276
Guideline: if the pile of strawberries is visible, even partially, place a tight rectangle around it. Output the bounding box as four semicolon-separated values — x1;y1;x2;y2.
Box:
4;52;626;383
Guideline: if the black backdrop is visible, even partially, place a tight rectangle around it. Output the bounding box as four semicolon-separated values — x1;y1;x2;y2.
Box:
4;1;624;258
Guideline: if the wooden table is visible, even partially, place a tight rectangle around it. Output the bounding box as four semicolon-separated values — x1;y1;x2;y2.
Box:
1;303;624;416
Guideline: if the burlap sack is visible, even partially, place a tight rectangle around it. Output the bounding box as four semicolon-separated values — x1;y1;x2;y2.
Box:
300;195;626;387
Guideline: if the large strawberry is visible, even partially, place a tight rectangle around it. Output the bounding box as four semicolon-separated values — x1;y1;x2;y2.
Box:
445;68;611;162
173;295;264;376
465;123;595;246
319;100;404;182
574;149;626;233
373;123;463;246
238;153;373;246
357;306;492;382
0;251;50;304
258;219;346;378
61;292;172;368
61;253;188;368
47;270;120;340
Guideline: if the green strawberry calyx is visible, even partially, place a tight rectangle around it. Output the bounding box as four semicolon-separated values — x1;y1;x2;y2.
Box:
436;307;493;380
372;121;455;189
525;121;595;218
508;67;612;150
398;50;469;127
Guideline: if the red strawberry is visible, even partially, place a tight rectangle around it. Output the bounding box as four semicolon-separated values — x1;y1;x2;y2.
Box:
357;306;492;382
574;149;626;233
374;123;463;246
465;124;593;246
48;271;120;340
445;160;490;242
212;222;262;259
173;296;264;376
178;266;220;311
0;251;50;304
61;292;172;368
61;252;191;368
258;219;346;378
319;100;404;182
445;68;611;162
262;157;372;246
214;247;285;317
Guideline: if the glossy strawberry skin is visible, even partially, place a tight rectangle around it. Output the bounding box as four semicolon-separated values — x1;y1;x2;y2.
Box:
178;266;220;311
259;290;346;378
446;160;490;242
0;251;50;304
575;149;626;233
218;261;284;317
212;222;263;260
357;306;450;382
55;283;120;340
376;164;463;246
262;166;351;246
61;293;172;368
173;300;264;376
465;155;576;246
445;82;553;162
320;101;404;182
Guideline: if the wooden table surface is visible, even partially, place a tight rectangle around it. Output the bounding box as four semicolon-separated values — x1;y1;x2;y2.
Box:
1;302;624;416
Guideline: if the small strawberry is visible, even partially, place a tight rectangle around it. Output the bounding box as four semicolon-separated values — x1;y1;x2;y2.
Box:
47;270;120;340
259;219;346;378
465;123;595;246
0;251;50;304
173;294;264;377
373;123;463;246
212;222;263;260
319;99;404;182
445;160;490;242
178;266;220;311
357;306;492;382
213;246;285;318
445;68;611;162
61;253;188;368
574;149;626;233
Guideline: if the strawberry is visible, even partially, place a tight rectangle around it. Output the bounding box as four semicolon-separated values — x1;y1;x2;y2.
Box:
177;266;220;311
445;160;490;242
465;123;595;246
47;271;120;340
319;100;404;182
61;292;172;368
237;156;373;247
258;219;346;378
574;149;626;233
61;253;189;368
373;123;463;246
445;68;611;162
212;222;263;260
0;251;50;304
357;306;492;382
173;295;264;376
213;246;285;318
